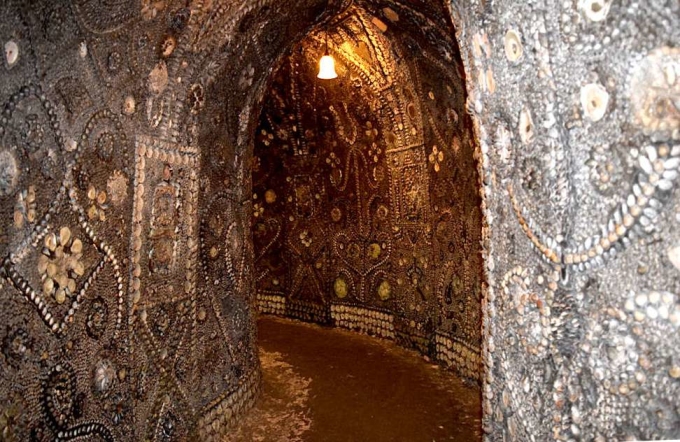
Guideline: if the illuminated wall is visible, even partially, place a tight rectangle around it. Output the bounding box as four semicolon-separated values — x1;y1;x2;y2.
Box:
252;5;484;381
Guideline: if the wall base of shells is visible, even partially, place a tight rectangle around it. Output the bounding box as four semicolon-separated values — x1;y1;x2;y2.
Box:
256;297;482;383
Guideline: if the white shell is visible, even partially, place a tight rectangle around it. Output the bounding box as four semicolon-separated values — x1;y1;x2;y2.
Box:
519;107;535;144
0;150;18;196
148;61;168;95
668;244;680;271
123;95;136;115
79;42;88;59
578;0;611;22
5;40;18;66
504;29;523;62
580;83;610;122
65;138;77;152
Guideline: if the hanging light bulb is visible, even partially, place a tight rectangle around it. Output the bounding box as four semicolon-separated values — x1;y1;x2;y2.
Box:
317;31;337;80
318;54;338;80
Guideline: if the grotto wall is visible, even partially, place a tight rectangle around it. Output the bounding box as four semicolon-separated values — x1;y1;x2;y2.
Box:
0;0;339;440
1;0;677;440
450;0;680;440
252;3;485;381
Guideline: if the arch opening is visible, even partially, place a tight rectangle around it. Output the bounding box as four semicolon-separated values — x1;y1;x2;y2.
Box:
249;0;485;414
191;0;489;438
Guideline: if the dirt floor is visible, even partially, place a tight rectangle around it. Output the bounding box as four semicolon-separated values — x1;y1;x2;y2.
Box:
224;316;482;442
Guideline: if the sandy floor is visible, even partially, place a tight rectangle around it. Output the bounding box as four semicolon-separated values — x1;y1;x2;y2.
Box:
224;316;482;442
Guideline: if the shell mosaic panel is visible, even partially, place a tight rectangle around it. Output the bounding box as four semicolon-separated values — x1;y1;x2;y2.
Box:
454;0;680;440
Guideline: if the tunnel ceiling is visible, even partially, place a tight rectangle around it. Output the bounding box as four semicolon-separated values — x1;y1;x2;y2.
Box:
252;3;484;381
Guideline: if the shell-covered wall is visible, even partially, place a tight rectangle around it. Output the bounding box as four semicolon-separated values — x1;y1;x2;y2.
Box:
0;0;335;440
452;0;680;440
0;0;678;440
252;4;484;381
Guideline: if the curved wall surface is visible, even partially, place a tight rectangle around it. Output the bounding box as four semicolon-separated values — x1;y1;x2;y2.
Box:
252;3;485;383
452;0;680;440
0;0;678;441
0;0;333;440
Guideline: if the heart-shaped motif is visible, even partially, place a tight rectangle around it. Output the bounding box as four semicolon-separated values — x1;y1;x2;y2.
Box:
333;230;391;277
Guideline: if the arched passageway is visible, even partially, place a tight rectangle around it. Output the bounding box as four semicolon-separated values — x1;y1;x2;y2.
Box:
0;0;678;441
242;4;486;438
251;2;484;383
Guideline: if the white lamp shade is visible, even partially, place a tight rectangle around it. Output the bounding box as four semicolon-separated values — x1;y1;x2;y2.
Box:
317;55;338;80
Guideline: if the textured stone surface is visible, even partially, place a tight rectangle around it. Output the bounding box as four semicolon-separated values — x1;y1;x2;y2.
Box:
0;0;333;439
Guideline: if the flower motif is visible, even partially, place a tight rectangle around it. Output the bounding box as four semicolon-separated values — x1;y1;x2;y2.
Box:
586;145;621;195
87;184;108;221
368;143;382;163
86;298;108;340
326;152;343;185
428;145;444;172
326;152;341;168
38;227;84;305
257;130;272;147
299;230;312;247
521;158;543;191
2;328;31;367
253;202;264;218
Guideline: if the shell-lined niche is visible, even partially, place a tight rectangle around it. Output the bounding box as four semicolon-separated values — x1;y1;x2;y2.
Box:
251;3;485;383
